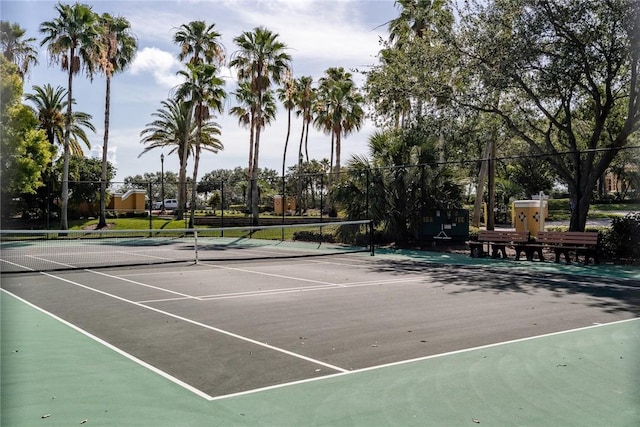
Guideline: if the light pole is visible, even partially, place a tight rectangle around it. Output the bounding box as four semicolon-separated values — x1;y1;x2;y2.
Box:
160;153;165;211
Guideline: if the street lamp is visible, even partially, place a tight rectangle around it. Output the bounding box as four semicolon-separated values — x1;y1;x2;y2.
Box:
160;153;165;211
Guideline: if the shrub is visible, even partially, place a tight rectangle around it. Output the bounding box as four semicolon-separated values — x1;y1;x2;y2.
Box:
292;230;335;243
600;213;640;264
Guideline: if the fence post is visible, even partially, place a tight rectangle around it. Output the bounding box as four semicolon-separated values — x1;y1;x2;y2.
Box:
281;174;285;241
320;173;324;222
148;181;153;232
220;180;224;237
366;168;370;220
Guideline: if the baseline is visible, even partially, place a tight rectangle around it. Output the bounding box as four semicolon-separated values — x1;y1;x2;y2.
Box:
42;270;349;376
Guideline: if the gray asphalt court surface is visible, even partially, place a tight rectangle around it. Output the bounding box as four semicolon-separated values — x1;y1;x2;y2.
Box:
2;248;639;426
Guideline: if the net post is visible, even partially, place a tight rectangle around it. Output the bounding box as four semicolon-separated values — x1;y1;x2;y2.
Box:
148;181;153;233
369;220;375;256
194;229;199;264
220;181;225;237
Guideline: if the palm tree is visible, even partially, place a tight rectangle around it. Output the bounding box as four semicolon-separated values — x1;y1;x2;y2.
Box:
40;2;101;230
230;82;277;211
276;71;295;193
96;13;137;229
229;26;291;224
174;62;226;227
388;0;453;47
139;98;194;175
294;76;314;213
172;20;224;220
230;81;256;181
315;67;364;178
295;76;315;164
25;83;96;222
139;98;221;211
25;84;96;156
174;20;224;66
0;21;38;78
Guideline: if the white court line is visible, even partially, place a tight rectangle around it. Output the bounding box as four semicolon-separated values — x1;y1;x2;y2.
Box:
0;258;36;271
42;270;350;376
27;255;76;269
1;288;213;401
196;277;426;301
207;316;640;401
87;269;199;300
4;276;638;402
198;262;341;286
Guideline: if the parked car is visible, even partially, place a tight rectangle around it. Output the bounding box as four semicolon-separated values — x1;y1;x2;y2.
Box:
153;199;178;210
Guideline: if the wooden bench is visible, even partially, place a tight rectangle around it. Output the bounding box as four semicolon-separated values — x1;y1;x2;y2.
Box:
525;231;600;264
469;230;530;260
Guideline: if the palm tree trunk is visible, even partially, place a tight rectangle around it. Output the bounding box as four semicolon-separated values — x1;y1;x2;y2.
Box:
98;74;111;229
304;107;311;163
246;111;255;212
189;109;204;228
282;107;291;206
189;144;201;228
251;137;260;224
335;129;342;178
178;103;194;221
61;49;75;231
296;115;305;215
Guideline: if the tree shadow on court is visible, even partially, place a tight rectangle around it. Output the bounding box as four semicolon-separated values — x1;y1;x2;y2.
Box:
366;259;640;316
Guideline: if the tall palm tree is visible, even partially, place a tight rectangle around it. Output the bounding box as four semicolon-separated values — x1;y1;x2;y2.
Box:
0;21;38;78
96;13;137;229
293;76;314;213
229;26;291;224
172;20;224;220
230;82;277;211
40;2;101;230
174;62;226;227
276;71;295;189
25;84;96;156
230;81;257;180
315;67;365;178
295;76;315;164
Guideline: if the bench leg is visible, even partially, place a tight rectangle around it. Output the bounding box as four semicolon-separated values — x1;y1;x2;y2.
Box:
515;246;524;261
526;247;544;261
557;249;571;264
491;245;506;259
469;243;484;258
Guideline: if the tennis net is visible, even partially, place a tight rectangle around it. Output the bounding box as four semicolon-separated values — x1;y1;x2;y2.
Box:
0;220;373;273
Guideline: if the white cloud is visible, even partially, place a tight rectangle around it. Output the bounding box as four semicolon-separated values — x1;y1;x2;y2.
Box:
130;47;184;88
225;0;384;70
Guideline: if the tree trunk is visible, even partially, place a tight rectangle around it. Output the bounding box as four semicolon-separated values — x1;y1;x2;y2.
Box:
335;130;342;177
246;111;255;212
178;104;193;221
98;74;111;229
486;139;496;230
189;111;203;228
471;142;491;227
296;116;305;215
189;144;201;228
251;111;261;225
61;50;75;231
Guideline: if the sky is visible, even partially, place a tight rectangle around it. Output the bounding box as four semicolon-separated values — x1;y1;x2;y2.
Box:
1;0;398;184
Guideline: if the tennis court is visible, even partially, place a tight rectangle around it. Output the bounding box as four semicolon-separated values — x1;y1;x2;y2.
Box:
2;227;639;426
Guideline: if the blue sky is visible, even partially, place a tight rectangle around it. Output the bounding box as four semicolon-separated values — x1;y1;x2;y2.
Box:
2;0;397;183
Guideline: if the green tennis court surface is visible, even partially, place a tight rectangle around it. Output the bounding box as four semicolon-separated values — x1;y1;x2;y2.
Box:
2;248;639;426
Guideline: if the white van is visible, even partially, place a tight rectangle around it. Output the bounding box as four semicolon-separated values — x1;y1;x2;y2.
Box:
153;199;178;210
